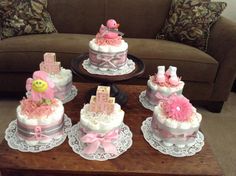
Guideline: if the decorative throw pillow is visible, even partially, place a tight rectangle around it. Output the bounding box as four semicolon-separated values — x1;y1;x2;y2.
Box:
156;0;227;51
0;0;57;40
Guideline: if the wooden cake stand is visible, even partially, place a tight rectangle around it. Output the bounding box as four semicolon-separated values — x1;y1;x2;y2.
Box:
71;53;145;105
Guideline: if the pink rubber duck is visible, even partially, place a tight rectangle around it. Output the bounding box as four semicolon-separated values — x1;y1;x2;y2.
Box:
100;19;121;39
107;19;120;29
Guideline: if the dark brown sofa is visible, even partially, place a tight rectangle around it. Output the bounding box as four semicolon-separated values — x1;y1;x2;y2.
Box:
0;0;236;112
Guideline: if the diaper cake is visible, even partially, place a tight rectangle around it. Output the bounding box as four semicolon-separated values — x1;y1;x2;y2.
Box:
151;94;202;147
39;52;73;101
88;19;128;70
79;86;124;155
146;66;185;105
16;71;64;146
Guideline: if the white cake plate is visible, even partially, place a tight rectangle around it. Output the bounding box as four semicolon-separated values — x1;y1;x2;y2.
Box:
61;85;78;104
82;58;135;76
5;114;72;153
68;123;133;161
139;90;155;111
141;117;205;157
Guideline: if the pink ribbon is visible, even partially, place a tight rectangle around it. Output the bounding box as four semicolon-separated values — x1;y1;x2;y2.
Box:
34;126;43;140
17;117;64;141
155;92;180;102
155;92;169;101
151;116;198;145
80;129;119;155
97;54;117;69
17;126;50;141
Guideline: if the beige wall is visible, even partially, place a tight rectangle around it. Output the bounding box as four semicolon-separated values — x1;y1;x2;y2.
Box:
213;0;236;22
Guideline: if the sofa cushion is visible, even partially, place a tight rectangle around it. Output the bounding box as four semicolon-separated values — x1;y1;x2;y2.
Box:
0;0;57;40
126;38;218;83
0;33;218;83
47;0;106;35
106;0;172;38
47;0;172;39
0;33;93;72
157;0;227;51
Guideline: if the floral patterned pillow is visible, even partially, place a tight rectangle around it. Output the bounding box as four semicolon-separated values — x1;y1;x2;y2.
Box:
0;0;57;40
157;0;227;51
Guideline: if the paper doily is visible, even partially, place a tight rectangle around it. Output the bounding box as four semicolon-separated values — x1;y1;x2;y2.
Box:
139;90;155;111
61;85;78;104
141;117;205;157
82;58;135;76
5;114;72;153
68;123;133;161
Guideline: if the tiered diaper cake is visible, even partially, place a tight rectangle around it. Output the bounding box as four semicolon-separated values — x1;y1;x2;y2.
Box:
88;19;128;71
146;66;185;106
141;66;204;156
39;52;74;101
151;94;202;148
79;86;124;154
17;71;65;146
68;86;132;160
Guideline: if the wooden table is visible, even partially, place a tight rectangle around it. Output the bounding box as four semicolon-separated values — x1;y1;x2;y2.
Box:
0;83;223;176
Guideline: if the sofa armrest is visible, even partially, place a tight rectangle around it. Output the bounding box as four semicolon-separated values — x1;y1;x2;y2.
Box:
207;16;236;101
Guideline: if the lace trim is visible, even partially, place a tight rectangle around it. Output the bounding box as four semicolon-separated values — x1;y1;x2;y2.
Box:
61;85;78;104
139;90;156;111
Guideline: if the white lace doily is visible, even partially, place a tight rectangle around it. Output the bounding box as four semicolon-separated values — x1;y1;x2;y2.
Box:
82;58;135;76
61;85;78;104
141;117;205;157
5;114;72;153
68;123;133;161
139;90;155;111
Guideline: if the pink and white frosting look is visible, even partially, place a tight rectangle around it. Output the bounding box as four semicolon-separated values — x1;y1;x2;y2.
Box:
89;19;128;70
40;52;73;100
146;66;185;105
151;94;202;148
17;71;64;146
79;86;124;155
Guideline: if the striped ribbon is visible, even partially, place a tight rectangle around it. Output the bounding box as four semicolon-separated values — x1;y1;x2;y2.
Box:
17;116;64;141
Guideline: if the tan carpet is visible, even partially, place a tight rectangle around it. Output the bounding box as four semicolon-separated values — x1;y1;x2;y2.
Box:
199;92;236;176
0;92;235;176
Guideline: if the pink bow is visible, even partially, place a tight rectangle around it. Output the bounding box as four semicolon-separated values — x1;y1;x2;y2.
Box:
31;126;49;140
34;126;43;140
80;129;119;155
97;54;117;69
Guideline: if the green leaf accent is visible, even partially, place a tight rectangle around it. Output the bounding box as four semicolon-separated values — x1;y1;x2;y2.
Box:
24;25;32;33
31;1;44;14
191;0;201;6
169;13;178;25
40;99;52;105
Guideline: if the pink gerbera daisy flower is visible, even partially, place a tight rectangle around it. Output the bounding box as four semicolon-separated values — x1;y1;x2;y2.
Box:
162;95;193;122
